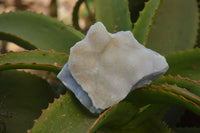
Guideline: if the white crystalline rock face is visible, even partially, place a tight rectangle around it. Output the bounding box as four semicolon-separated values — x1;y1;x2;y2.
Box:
57;22;168;113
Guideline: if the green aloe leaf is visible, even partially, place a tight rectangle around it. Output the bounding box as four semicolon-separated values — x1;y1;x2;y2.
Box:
95;0;132;33
96;118;170;133
154;75;200;97
0;70;54;133
31;94;169;133
31;93;139;133
165;48;200;80
121;104;169;129
145;0;199;54
152;75;200;126
88;102;138;133
123;118;170;133
133;0;162;44
0;11;84;54
95;104;170;133
126;84;200;115
30;91;97;133
0;50;68;73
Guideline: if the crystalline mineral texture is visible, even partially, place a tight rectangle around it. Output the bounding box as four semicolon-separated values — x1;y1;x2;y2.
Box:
57;22;169;113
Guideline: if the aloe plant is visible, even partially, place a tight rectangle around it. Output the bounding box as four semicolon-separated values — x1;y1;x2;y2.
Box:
0;0;199;132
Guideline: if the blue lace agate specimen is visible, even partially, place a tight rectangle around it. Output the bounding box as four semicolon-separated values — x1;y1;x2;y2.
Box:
57;22;168;113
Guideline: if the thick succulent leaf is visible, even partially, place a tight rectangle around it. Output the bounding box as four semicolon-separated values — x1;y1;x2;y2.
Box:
120;104;169;129
0;50;68;73
165;48;200;80
0;11;84;54
0;70;54;133
30;91;97;133
133;0;162;44
123;118;170;133
31;94;139;133
153;75;200;127
154;75;200;97
145;0;199;54
126;84;200;115
88;102;138;133
95;104;170;133
96;119;170;133
95;0;132;33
